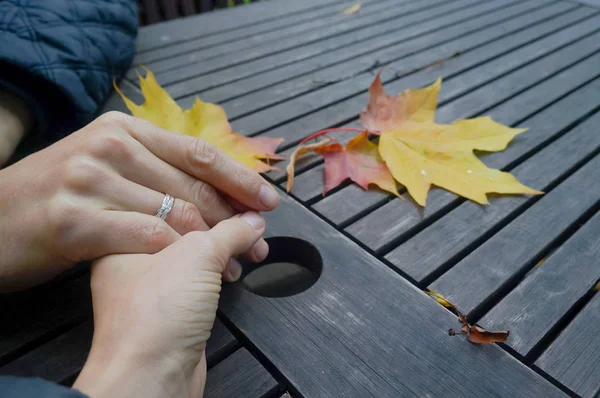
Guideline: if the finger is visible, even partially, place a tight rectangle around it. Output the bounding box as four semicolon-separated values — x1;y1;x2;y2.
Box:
100;137;237;227
78;211;181;259
89;171;268;266
87;174;209;235
124;117;280;211
223;257;243;283
94;173;269;263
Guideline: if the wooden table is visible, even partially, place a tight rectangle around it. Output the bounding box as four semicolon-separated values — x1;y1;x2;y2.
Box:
2;0;600;396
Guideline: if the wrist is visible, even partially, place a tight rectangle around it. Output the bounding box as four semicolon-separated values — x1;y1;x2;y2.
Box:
74;336;193;398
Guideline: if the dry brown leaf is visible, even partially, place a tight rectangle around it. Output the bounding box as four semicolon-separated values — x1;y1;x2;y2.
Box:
286;139;332;192
468;326;510;344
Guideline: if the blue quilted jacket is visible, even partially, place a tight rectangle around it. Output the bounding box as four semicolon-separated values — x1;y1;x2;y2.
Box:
0;0;138;141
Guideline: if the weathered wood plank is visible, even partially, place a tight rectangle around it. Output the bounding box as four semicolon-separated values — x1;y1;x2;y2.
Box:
204;348;279;398
282;4;592;201
570;0;600;8
435;14;600;106
435;26;600;124
305;7;592;223
346;40;600;252
179;0;498;109
136;0;349;52
314;185;391;227
135;0;371;64
206;318;239;368
0;318;241;385
535;292;600;398
143;0;420;83
429;153;600;316
220;0;574;121
480;212;600;358
384;76;600;281
155;0;456;93
232;2;586;147
138;0;404;71
229;0;544;135
0;322;92;385
0;274;91;366
217;194;564;397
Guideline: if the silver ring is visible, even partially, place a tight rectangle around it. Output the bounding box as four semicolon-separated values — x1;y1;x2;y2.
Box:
155;193;174;220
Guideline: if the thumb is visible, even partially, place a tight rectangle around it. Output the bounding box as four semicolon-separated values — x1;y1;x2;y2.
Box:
208;212;266;262
175;212;266;273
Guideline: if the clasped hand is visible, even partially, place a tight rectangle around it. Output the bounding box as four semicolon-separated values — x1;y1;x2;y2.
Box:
0;111;278;397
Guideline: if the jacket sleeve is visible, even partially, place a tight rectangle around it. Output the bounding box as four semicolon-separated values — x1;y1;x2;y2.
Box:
0;376;88;398
0;0;138;140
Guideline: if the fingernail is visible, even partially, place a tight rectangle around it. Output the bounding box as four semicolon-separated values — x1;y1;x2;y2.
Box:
224;258;242;282
252;239;269;262
259;184;279;209
240;212;265;230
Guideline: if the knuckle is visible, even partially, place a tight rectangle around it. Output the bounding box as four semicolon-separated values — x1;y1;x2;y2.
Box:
147;219;172;250
189;179;219;210
179;202;203;232
96;111;133;130
63;156;109;192
47;193;83;237
188;139;219;169
86;132;133;162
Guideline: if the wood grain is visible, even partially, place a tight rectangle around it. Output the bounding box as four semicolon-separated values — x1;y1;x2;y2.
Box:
429;153;600;316
136;0;351;52
155;0;452;93
204;348;279;398
135;0;371;64
217;194;564;397
385;77;600;282
138;0;405;74
178;0;496;109
187;2;578;117
0;322;92;385
535;292;600;398
347;41;600;252
0;314;243;385
228;0;535;137
206;318;239;368
0;274;91;365
143;0;408;82
229;1;581;150
481;212;600;357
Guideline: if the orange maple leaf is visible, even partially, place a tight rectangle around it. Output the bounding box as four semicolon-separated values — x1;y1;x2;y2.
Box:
114;68;283;173
286;132;399;196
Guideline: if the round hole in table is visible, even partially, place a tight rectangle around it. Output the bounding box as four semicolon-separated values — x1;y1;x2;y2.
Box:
241;237;322;298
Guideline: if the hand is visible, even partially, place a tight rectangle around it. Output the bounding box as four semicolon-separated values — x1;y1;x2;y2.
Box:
0;90;34;166
0;111;278;292
73;212;265;398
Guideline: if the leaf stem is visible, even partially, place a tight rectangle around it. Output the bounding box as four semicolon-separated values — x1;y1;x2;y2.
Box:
299;127;379;145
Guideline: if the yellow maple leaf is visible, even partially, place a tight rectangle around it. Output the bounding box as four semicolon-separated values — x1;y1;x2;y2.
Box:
361;72;542;206
340;3;361;14
114;69;283;173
